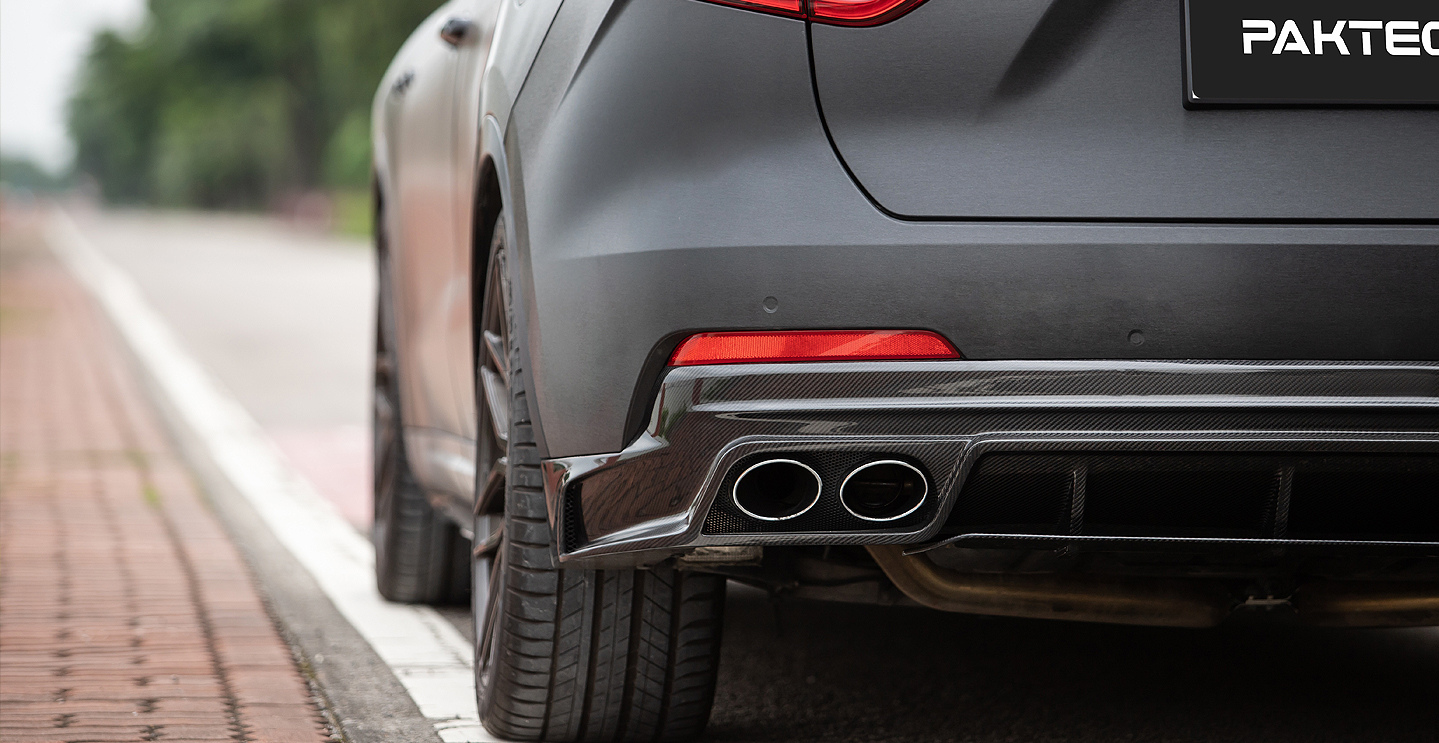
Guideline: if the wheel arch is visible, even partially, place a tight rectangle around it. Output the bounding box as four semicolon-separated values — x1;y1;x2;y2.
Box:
469;155;503;380
475;113;551;466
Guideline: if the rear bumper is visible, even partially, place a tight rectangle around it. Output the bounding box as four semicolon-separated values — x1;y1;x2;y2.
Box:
525;223;1439;460
543;360;1439;565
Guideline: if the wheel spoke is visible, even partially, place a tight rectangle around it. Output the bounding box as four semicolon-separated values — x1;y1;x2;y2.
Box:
476;466;505;515
474;243;511;689
476;550;503;671
482;330;509;386
472;518;504;557
480;367;510;443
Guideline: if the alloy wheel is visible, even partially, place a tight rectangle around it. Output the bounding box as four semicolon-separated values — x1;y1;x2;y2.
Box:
472;242;510;686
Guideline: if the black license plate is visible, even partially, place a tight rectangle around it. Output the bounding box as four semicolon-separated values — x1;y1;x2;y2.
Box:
1184;0;1439;105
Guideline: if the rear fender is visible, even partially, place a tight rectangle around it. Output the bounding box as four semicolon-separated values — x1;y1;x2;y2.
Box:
480;113;551;462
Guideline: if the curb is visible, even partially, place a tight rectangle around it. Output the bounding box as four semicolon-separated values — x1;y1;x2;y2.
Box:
47;209;494;743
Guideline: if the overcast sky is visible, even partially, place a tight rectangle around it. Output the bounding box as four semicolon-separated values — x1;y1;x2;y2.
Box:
1;0;146;173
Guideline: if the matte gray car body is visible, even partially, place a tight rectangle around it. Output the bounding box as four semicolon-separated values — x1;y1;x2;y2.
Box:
374;0;1437;612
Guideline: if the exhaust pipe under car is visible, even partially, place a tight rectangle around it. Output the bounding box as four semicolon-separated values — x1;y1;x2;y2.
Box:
840;460;928;521
866;545;1233;628
866;546;1439;629
732;459;822;521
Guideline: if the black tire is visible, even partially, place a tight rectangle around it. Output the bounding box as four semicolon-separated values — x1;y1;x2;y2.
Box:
474;222;727;742
373;207;470;604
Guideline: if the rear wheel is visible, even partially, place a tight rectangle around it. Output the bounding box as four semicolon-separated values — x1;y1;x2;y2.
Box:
373;211;470;604
473;221;727;742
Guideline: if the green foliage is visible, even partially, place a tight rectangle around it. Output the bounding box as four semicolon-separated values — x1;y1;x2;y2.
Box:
0;156;71;193
68;0;444;207
69;29;164;203
324;112;373;190
153;81;297;206
330;188;375;237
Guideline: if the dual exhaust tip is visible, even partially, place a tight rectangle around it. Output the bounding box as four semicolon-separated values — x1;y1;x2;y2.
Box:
732;458;927;523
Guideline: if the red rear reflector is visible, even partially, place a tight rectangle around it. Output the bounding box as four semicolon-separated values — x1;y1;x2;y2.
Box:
669;330;961;366
697;0;927;26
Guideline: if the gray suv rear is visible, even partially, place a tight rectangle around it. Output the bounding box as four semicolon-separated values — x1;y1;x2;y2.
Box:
370;1;1439;739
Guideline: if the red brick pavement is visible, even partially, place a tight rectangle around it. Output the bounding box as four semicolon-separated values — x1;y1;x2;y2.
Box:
0;214;332;743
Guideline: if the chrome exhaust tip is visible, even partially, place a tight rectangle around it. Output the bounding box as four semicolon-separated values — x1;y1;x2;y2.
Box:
840;460;928;522
732;459;822;521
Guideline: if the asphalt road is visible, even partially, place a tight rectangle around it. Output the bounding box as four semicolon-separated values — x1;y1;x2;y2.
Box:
75;210;1439;743
71;208;376;527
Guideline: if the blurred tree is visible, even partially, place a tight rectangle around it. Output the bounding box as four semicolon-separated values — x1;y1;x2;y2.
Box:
69;29;165;203
1;156;73;193
68;0;444;207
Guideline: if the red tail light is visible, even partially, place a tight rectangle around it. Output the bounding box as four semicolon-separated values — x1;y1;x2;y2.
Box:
699;0;927;26
702;0;805;19
809;0;927;25
669;330;961;366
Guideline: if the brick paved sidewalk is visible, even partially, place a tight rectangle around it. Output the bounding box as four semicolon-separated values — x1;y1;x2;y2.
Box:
0;213;332;743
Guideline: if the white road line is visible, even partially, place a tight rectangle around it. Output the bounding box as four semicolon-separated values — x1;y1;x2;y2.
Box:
48;210;498;743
